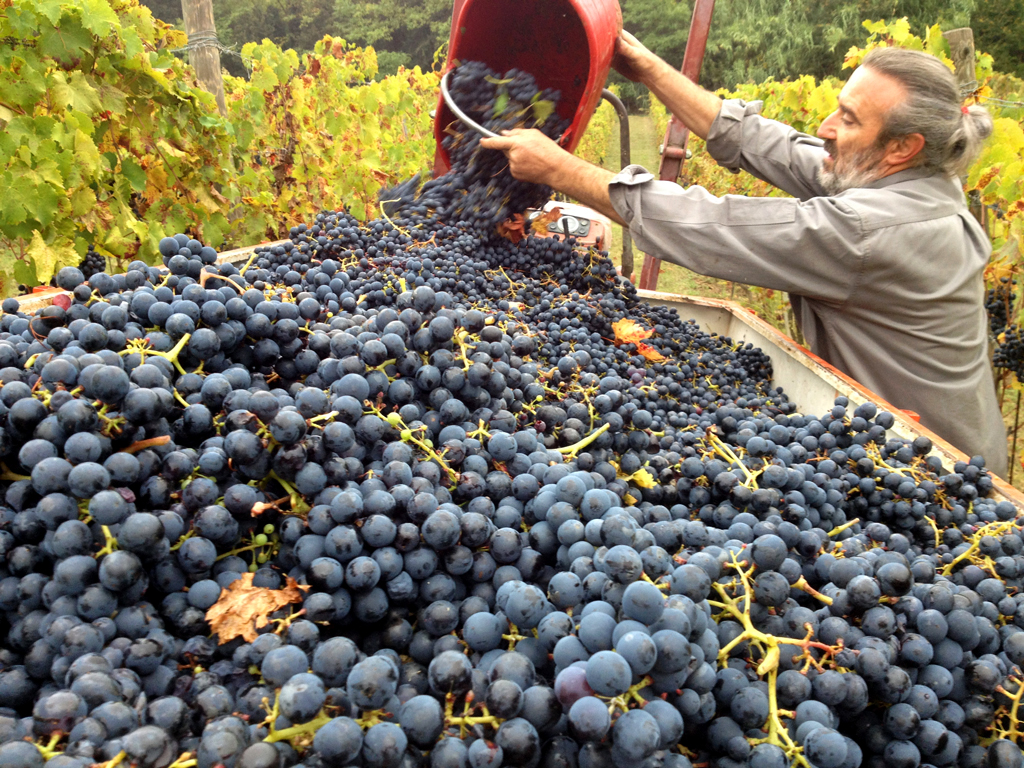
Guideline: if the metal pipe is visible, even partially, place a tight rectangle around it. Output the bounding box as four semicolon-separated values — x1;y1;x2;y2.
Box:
601;88;633;281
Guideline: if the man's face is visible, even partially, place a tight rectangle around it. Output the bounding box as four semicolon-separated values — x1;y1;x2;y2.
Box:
816;65;907;194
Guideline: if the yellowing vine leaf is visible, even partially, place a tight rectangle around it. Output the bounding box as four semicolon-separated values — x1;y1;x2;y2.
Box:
636;342;667;363
206;572;309;643
530;207;562;232
612;319;666;361
629;467;657;488
612;318;654;345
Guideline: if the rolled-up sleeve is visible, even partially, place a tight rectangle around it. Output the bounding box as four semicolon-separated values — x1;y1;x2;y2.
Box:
706;99;830;201
609;165;866;304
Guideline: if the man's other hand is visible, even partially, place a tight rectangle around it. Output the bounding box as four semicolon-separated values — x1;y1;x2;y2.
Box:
612;31;659;84
479;129;570;186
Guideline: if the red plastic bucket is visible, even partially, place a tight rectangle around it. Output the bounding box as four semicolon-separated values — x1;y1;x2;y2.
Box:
432;0;622;175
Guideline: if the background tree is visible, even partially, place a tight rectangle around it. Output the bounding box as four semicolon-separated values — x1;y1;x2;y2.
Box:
974;0;1024;78
614;0;976;106
332;0;450;75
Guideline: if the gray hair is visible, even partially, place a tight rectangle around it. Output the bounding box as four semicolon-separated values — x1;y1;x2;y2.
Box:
861;47;993;177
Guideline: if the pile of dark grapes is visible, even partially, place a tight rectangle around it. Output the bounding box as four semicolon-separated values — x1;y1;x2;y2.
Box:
0;61;1023;768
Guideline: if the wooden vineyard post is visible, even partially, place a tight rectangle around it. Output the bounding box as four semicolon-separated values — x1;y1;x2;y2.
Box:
944;28;986;232
180;0;227;116
943;27;977;93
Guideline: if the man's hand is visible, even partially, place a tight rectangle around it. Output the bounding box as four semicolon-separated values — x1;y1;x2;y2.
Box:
611;30;660;84
479;129;571;186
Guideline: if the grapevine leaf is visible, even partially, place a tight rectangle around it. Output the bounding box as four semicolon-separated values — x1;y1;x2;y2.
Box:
0;172;31;226
530;206;562;232
156;139;188;159
206;572;309;643
636;342;667;363
493;92;509;117
888;18;911;44
497;214;527;244
32;0;64;24
79;0;121;37
74;129;101;178
116;155;146;192
628;468;657;489
38;18;93;65
26;230;57;285
49;71;103;116
532;99;555;125
0;246;17;298
612;318;654;345
359;87;380;113
23;182;61;229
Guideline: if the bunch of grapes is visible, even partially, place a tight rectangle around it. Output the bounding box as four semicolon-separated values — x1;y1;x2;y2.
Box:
0;64;1022;768
995;325;1024;380
986;277;1017;338
79;247;107;280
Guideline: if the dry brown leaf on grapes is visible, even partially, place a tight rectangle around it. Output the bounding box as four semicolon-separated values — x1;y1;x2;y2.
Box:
636;342;667;362
612;318;654;346
206;572;309;643
497;214;527;244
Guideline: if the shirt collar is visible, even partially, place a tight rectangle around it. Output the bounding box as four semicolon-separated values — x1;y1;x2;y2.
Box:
862;167;938;189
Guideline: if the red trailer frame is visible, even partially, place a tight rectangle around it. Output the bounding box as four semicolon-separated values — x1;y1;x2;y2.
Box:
638;0;716;291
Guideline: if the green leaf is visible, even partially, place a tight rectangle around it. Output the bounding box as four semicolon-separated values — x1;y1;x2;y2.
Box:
26;230;57;285
862;19;888;36
121;157;148;193
30;0;64;25
79;0;120;37
38;18;93;65
49;71;103;116
493;92;510;118
74;129;101;178
99;85;128;117
0;171;31;227
888;18;911;44
14;258;35;288
531;99;554;126
359;86;381;113
22;178;61;229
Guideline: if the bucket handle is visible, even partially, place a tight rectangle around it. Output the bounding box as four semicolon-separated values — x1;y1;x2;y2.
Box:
440;70;568;144
440;71;500;139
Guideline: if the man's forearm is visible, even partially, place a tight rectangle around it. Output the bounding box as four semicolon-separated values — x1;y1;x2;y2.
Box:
643;58;722;141
547;155;626;227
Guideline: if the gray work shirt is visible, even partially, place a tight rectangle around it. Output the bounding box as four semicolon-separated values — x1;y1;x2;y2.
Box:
608;98;1007;477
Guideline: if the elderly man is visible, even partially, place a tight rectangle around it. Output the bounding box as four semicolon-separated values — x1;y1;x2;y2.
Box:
481;32;1006;477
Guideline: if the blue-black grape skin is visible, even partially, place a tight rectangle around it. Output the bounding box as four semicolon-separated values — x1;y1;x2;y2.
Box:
0;58;1022;768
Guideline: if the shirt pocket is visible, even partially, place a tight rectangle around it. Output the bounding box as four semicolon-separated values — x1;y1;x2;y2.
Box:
724;196;798;226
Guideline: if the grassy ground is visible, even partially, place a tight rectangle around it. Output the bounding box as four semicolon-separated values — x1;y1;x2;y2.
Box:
599;115;750;302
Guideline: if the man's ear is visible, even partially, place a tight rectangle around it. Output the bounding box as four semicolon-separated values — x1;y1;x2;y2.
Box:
885;132;926;167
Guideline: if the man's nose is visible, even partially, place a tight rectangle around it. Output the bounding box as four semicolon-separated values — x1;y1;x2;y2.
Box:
817;112;838;140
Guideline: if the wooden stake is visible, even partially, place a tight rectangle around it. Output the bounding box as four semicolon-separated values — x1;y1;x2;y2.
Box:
180;0;227;116
943;28;976;92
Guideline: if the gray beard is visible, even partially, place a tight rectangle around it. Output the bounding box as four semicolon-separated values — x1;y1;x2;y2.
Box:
817;147;886;195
